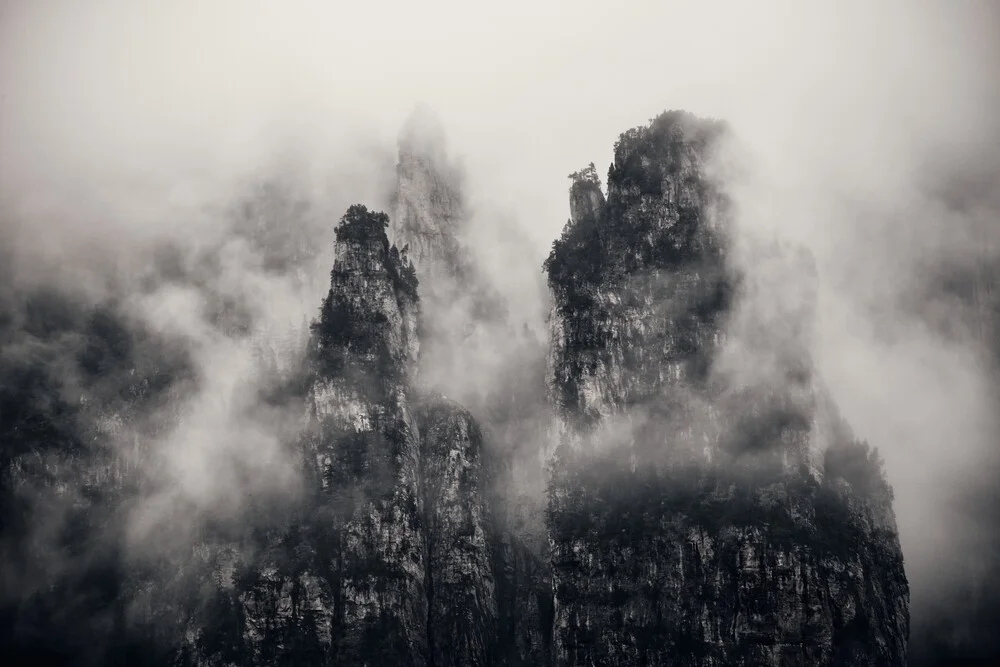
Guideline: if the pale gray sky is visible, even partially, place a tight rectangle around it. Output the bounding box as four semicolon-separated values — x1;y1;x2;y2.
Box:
4;1;995;246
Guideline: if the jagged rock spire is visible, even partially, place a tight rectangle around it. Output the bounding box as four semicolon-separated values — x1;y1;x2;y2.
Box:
390;105;466;279
544;110;909;665
568;162;605;226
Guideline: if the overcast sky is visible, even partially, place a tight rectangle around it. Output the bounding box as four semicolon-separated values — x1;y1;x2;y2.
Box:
4;1;995;245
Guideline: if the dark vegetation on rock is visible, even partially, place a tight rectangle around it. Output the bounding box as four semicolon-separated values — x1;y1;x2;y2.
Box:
1;109;912;666
544;110;909;665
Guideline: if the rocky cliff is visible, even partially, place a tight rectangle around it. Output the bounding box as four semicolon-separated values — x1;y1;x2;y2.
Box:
388;105;543;413
389;107;553;665
302;204;427;663
390;105;470;288
543;110;909;665
189;205;509;666
2;109;913;667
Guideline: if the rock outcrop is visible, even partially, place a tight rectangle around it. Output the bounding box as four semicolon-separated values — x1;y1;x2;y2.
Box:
303;204;427;664
216;205;505;666
389;107;554;665
388;105;533;410
1;108;913;667
543;110;909;665
390;104;470;288
416;398;496;666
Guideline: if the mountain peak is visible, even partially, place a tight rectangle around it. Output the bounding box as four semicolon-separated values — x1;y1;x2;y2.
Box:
311;204;418;384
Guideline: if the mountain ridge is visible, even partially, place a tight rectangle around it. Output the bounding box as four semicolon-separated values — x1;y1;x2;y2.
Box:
0;108;910;667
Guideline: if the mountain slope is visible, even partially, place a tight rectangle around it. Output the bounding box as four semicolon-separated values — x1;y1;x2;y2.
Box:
1;109;913;667
544;111;909;666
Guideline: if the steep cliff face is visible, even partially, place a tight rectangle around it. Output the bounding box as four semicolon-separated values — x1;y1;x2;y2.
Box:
390;105;469;287
303;204;427;664
544;111;909;666
389;108;553;665
211;205;508;666
389;106;524;408
3;109;917;666
1;141;540;666
416;398;496;666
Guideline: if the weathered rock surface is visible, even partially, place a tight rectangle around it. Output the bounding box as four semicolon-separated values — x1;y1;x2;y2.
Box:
543;110;909;666
388;105;533;410
390;104;470;287
212;205;506;666
389;107;554;665
416;398;496;666
2;109;914;667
